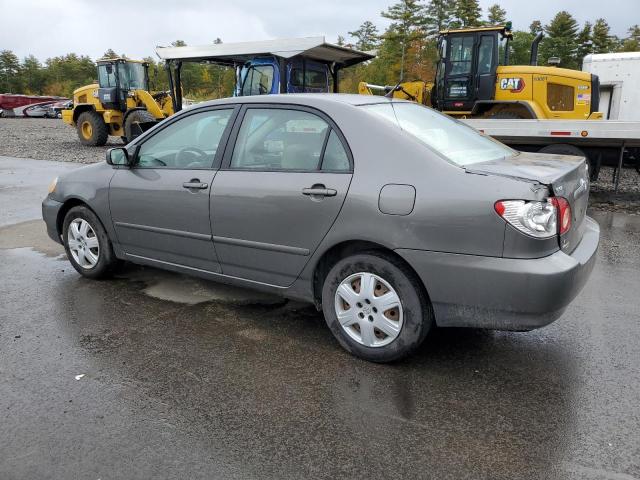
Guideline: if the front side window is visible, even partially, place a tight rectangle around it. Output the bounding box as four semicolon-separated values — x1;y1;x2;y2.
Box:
241;65;275;96
118;62;147;90
231;108;340;171
362;103;514;166
449;36;474;75
478;36;494;75
97;64;117;88
547;83;575;111
136;109;233;169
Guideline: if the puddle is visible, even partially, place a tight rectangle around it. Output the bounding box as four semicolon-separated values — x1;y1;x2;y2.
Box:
1;219;288;307
119;267;286;306
0;219;65;257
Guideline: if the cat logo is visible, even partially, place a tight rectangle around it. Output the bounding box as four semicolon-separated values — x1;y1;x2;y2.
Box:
499;77;525;93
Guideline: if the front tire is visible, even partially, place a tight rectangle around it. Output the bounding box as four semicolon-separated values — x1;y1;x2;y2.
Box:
322;252;433;362
63;206;117;279
76;110;108;146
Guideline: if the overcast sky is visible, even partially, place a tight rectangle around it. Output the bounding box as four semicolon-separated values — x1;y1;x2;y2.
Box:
1;0;635;61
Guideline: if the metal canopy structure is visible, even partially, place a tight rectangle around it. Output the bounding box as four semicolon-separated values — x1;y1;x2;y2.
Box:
155;36;374;68
155;37;375;112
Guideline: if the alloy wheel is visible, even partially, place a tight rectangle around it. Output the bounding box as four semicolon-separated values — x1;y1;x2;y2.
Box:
67;218;100;269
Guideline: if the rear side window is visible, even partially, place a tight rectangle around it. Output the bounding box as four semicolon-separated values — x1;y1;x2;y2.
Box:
291;68;328;89
321;131;350;171
231;108;328;171
547;83;575;111
230;108;351;172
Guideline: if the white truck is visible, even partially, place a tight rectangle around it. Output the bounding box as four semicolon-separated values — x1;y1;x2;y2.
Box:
462;53;640;191
582;52;640;121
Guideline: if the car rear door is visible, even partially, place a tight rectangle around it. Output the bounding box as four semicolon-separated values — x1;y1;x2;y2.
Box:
109;106;237;272
210;105;353;287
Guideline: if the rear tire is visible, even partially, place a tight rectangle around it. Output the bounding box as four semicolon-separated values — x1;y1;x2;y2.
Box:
124;109;156;143
63;206;117;279
322;252;433;363
485;105;533;119
76;111;108;146
538;144;586;158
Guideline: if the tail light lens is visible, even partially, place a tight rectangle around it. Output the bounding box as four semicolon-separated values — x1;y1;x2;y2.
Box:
550;197;572;234
495;197;571;238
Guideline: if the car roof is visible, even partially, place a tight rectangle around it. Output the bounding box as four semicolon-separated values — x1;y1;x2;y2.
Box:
188;93;402;110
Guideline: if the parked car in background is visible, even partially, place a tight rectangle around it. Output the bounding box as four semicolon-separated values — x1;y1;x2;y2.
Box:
42;94;599;362
46;100;73;118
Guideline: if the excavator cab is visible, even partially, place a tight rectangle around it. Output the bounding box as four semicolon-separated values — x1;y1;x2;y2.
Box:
432;26;510;114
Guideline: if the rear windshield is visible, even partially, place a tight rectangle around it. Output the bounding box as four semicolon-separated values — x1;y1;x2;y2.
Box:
361;103;514;166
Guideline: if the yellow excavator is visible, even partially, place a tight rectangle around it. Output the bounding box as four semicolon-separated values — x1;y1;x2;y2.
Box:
359;25;602;120
62;58;174;145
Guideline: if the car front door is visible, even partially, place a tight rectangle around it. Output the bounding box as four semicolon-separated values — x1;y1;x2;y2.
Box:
109;107;236;273
211;105;353;286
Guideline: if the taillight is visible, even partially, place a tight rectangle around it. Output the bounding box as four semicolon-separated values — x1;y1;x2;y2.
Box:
550;197;572;235
494;196;571;238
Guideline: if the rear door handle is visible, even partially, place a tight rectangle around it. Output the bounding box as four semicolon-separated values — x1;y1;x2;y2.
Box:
183;180;208;190
302;187;337;197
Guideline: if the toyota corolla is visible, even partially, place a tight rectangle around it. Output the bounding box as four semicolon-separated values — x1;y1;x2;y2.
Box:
42;94;599;362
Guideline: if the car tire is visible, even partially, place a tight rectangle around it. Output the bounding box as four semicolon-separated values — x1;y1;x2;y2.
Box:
322;251;433;362
63;206;117;279
76;110;108;146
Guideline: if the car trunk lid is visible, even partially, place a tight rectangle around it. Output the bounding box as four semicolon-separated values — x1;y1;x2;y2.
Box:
467;151;590;253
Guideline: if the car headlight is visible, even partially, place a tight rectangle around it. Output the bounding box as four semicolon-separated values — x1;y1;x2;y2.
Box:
48;177;58;194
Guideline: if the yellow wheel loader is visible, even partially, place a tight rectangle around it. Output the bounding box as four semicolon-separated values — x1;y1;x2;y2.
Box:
62;58;174;146
359;25;603;120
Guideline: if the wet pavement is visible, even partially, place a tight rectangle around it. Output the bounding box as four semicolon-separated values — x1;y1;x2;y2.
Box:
1;157;639;479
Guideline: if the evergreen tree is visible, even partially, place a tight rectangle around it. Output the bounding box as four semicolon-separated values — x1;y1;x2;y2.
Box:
336;35;346;46
576;22;593;66
454;0;482;27
21;55;45;94
529;20;543;34
425;0;455;36
381;0;428;79
348;21;380;51
487;4;507;25
620;24;640;51
592;18;614;53
102;49;118;59
540;11;579;69
0;50;22;93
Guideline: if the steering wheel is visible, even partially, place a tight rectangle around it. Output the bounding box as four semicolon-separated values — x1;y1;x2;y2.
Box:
175;146;208;168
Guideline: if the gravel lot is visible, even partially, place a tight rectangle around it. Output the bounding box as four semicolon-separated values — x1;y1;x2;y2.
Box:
0;117;120;164
1;116;639;212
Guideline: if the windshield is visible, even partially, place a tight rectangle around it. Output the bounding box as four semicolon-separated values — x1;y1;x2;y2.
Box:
117;62;147;90
362;103;514;166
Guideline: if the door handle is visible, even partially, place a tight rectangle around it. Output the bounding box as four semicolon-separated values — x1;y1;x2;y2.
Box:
182;179;208;190
302;187;337;197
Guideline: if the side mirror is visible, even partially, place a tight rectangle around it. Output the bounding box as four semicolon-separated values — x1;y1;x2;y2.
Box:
106;147;131;166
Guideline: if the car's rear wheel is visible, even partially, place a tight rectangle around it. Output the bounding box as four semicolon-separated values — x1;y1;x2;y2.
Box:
322;252;433;362
63;206;117;279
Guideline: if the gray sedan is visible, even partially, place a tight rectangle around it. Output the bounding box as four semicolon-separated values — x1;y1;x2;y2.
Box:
42;94;599;362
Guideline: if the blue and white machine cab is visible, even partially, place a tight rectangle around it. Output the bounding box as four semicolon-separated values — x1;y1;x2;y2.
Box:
156;37;374;113
235;57;331;96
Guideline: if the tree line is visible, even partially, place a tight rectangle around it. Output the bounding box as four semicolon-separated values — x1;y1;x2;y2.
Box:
1;0;639;100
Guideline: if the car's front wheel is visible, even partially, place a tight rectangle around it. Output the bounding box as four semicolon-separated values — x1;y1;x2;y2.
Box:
322;252;433;362
63;206;117;279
